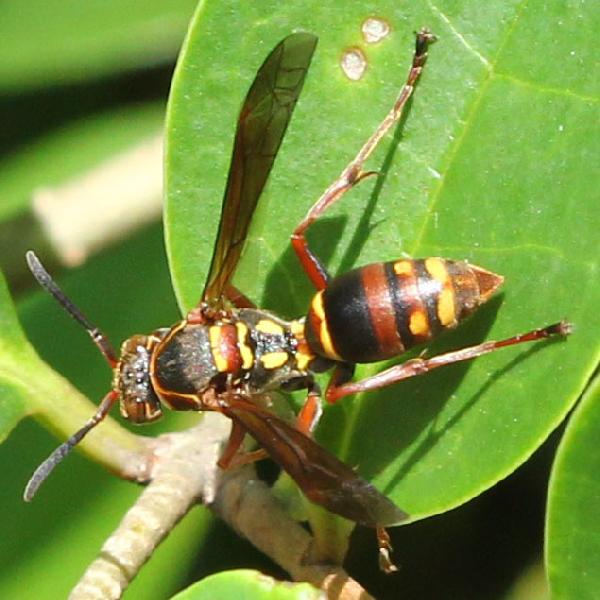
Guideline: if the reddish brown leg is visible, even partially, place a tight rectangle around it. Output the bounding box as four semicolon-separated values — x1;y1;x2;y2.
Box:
296;383;324;435
224;284;256;309
326;321;572;403
291;29;436;290
187;285;255;325
217;420;268;469
297;365;355;434
324;362;355;401
377;527;398;574
187;303;228;325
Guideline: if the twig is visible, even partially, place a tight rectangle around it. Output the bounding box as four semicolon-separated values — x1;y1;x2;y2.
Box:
68;413;371;600
68;413;227;600
212;456;372;600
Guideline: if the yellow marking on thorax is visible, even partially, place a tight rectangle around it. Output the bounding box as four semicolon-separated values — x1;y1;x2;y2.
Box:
290;319;305;338
393;259;413;275
235;322;254;370
290;320;314;372
295;349;314;371
409;310;429;337
209;325;229;372
260;351;289;369
425;257;457;327
255;319;284;335
311;291;342;361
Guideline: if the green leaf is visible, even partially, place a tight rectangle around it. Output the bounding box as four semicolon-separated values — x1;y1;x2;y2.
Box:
165;0;597;546
171;570;322;600
0;0;197;91
0;270;31;352
0;378;29;443
0;270;40;439
546;375;600;599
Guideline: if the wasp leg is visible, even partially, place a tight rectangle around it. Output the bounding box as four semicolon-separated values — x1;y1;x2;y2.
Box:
217;420;268;469
324;362;355;399
224;284;256;309
377;527;399;574
326;321;572;402
296;380;325;435
296;364;355;434
187;286;255;325
186;303;222;325
291;29;436;290
297;364;356;434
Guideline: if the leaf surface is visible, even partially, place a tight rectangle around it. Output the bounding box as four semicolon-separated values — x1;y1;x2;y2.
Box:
165;0;598;523
0;0;197;90
171;569;322;600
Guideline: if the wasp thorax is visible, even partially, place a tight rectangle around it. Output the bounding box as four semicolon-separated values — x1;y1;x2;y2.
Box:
116;335;163;424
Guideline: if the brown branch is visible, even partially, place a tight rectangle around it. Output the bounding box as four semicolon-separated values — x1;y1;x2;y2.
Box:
68;413;371;600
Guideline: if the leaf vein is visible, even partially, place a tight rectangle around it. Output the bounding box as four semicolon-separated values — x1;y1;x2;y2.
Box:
495;73;599;103
410;0;531;255
427;1;491;69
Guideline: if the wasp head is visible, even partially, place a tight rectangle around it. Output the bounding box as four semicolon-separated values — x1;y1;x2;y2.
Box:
115;334;163;424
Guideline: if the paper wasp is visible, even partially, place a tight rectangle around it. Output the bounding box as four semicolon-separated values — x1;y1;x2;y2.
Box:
24;30;570;573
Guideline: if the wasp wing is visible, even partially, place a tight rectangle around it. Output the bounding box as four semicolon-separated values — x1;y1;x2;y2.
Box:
223;398;407;527
202;33;318;305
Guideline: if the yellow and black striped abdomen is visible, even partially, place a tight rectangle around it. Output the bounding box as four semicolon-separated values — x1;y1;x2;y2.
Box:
304;258;503;364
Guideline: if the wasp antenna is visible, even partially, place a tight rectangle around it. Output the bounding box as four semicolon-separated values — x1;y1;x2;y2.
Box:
23;390;118;502
26;251;118;367
23;424;91;502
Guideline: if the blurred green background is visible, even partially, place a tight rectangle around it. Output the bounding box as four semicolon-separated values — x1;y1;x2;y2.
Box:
0;1;597;599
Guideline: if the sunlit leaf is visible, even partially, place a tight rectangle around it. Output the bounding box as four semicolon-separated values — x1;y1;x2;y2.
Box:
165;0;598;529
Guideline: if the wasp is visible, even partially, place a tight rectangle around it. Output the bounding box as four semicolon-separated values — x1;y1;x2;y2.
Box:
24;30;570;573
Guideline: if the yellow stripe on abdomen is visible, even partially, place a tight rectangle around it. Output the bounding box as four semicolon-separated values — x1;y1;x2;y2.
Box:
311;291;342;361
424;257;457;328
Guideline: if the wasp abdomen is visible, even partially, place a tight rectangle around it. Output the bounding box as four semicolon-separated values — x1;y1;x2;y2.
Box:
305;258;503;364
